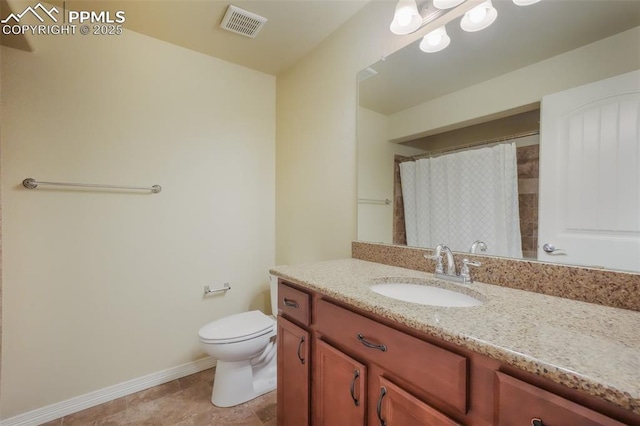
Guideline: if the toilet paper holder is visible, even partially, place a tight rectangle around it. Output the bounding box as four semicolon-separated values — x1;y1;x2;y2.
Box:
204;283;231;296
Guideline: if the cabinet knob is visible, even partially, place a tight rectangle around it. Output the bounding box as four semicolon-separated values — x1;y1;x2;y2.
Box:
531;418;544;426
296;336;305;364
350;369;360;407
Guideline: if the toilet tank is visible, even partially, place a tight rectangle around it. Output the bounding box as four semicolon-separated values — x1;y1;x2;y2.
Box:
269;274;278;316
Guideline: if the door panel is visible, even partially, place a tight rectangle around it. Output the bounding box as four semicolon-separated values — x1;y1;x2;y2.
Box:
374;377;460;426
277;317;309;426
539;70;640;271
314;339;366;425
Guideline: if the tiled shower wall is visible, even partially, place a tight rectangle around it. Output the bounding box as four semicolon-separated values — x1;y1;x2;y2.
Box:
392;155;408;245
392;144;540;256
517;144;539;259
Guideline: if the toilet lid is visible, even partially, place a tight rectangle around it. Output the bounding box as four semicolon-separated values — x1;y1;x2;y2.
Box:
198;310;275;342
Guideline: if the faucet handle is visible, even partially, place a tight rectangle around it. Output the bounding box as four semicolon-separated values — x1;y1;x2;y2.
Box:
424;253;444;274
460;258;481;283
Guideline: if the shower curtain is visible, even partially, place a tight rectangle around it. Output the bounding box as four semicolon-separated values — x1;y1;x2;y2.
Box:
399;143;523;258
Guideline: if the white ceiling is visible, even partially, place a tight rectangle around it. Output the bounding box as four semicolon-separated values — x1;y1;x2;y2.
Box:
2;0;370;76
359;0;640;115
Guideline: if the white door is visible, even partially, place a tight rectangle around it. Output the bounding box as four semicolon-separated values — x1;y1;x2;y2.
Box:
539;70;640;272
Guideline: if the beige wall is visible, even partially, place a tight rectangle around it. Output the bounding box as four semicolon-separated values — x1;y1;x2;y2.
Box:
357;107;424;244
1;29;275;418
275;0;454;265
388;26;640;142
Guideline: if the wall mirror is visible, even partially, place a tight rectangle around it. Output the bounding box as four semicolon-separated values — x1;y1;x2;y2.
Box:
357;0;640;272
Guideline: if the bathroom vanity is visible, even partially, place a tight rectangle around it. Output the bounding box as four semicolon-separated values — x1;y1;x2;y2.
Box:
271;259;640;426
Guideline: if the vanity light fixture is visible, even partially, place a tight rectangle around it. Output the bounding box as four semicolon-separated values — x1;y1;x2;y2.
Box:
460;0;497;32
513;0;541;5
433;0;465;9
390;0;423;35
420;25;450;52
389;0;540;51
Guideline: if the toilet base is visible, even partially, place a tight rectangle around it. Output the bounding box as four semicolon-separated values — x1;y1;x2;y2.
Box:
211;341;277;407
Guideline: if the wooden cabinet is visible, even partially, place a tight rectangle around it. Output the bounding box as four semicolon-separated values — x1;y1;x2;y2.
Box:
495;372;626;426
314;298;462;426
373;377;461;426
278;282;310;327
275;279;639;426
313;339;367;426
277;316;310;426
315;299;467;415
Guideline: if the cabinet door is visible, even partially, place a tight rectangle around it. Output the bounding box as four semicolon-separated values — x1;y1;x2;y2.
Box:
495;372;625;426
314;340;367;426
277;317;310;426
373;377;460;426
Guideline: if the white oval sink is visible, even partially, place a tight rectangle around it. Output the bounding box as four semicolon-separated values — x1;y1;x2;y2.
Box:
370;283;483;307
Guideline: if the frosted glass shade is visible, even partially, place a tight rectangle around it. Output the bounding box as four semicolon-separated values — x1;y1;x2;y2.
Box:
433;0;465;9
461;0;497;32
513;0;541;5
390;0;422;35
419;26;450;53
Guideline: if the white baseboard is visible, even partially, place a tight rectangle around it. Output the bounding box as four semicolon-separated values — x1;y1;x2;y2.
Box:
1;357;217;426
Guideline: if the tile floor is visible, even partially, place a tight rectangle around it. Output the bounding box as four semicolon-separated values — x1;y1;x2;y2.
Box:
41;368;276;426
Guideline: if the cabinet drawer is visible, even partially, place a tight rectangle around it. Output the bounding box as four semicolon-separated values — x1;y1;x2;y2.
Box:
278;281;311;326
495;372;625;426
316;299;467;414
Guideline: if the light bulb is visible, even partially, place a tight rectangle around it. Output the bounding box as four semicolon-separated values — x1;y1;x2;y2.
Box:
419;26;450;53
433;0;465;9
513;0;540;5
460;0;497;32
390;0;422;35
426;33;442;46
396;8;413;26
469;6;487;23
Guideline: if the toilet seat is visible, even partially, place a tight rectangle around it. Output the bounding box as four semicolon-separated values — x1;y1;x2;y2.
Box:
199;310;275;344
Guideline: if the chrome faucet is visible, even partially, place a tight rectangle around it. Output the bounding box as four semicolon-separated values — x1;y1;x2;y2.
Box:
425;244;481;284
428;244;445;274
469;240;487;254
439;245;457;276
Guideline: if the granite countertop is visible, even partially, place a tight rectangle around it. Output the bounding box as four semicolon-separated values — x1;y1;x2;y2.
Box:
270;258;640;415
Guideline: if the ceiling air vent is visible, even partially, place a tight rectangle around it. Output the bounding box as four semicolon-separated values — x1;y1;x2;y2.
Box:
220;5;267;38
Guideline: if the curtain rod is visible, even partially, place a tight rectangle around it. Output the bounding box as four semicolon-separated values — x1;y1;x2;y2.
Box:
408;130;539;161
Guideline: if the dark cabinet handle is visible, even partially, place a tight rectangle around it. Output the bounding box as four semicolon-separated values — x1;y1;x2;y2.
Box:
376;386;387;426
349;369;360;407
283;298;299;308
531;419;544;426
296;336;305;364
357;333;387;352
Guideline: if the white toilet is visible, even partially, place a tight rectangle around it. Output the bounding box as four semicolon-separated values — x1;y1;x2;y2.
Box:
198;276;278;407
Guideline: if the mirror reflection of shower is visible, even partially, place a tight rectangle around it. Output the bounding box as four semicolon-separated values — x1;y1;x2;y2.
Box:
398;140;524;259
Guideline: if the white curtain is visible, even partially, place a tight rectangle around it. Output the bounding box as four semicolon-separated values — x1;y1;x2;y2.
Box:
400;143;523;258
